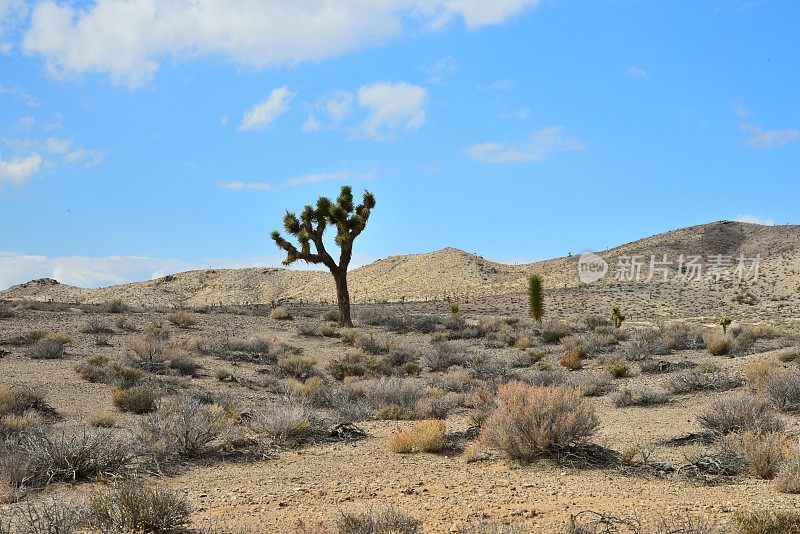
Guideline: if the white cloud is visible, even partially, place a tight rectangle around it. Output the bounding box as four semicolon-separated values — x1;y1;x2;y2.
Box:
740;123;800;149
302;115;321;133
45;136;71;153
488;78;515;91
507;107;531;119
12;116;35;130
732;101;800;149
422;56;456;84
303;90;354;133
219;115;229;126
239;87;292;132
0;153;42;187
464;126;585;163
0;82;39;106
735;214;775;226
0;0;26;53
21;0;541;87
627;66;648;78
218;181;273;191
354;82;427;140
65;147;104;167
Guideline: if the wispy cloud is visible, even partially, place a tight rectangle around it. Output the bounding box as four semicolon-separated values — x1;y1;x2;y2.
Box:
488;78;515;91
464;126;585;163
0;83;39;106
735;214;775;226
627;66;648;79
733;101;800;149
217;181;273;191
239;87;293;131
0;154;42;188
421;56;456;84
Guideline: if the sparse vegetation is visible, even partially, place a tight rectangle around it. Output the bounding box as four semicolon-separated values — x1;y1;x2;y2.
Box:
86;480;192;533
336;507;421;534
387;420;446;453
698;395;783;435
112;385;159;414
167;310;198;328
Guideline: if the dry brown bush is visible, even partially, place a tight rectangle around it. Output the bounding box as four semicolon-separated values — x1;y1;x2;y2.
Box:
697;394;783;435
112;385;159;414
479;382;598;462
167;310;198;328
721;431;789;479
86;480;192;533
388;420;446;454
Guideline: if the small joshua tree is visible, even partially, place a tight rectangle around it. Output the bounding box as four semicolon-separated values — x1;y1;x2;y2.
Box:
271;186;375;327
611;307;626;329
719;315;732;334
528;275;544;323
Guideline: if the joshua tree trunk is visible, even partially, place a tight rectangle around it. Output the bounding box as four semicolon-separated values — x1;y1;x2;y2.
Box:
333;269;353;327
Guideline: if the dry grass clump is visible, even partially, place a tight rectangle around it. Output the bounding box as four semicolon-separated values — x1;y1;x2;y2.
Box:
88;411;118;428
0;302;15;319
125;331;169;373
249;398;317;448
664;369;741;394
541;321;572;344
721;431;789;479
167;352;202;377
420;341;471;372
0;426;135;491
278;355;317;380
703;333;733;356
76;356;146;388
361;377;426;417
270;306;291;320
0;385;57;418
559;349;584;371
574;373;613;397
336;507;421;534
25;338;67;359
697;395;783;435
81;318;114;334
167;310;198;328
0;499;84;534
775;452;800;493
759;369;800;412
735;509;800;534
743;360;778;392
102;299;130;313
387;420;446;453
607;360;632;378
112;385;159;414
86;480;192;534
327;350;386;381
479;382;598;462
140;395;234;459
613;387;669;407
354;334;389;355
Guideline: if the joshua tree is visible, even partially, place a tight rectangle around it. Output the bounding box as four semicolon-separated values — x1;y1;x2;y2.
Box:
271;185;375;327
611;307;626;329
719;315;732;334
528;275;544;323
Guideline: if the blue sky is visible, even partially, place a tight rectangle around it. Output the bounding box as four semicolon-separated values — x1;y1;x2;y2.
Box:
0;0;798;288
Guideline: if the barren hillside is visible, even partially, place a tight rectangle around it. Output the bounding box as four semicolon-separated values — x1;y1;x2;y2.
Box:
3;222;799;320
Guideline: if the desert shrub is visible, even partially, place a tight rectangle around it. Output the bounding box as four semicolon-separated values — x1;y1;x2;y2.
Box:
384;339;418;368
112;385;159;414
0;412;45;438
0;499;84;534
479;382;598;462
362;378;425;415
613;387;669;407
376;404;416;421
278;355;317;379
541;321;571;344
126;333;169;373
339;328;360;345
115;315;137;331
82;318;114;334
0;303;15;319
167;311;198;329
529;369;567;387
585;315;611;330
735;509;800;534
86;480;191;533
388;420;446;454
167;353;202;377
624;329;671;360
270;306;291;320
607;360;631;379
26;338;66;359
704;333;733;356
419;342;470;372
327;350;386;381
414;391;464;420
298;377;334;407
775;452;800;493
575;373;612;397
109;365;147;388
140;395;234;459
323;309;340;322
249;398;317;448
743;360;778;392
89;411;118;428
777;346;800;363
658;322;705;351
721;432;788;479
698;395;783;435
0;426;135;491
336;507;421;534
102;299;129;313
0;385;57;418
760;369;800;412
354;334;388;355
225;336;273;362
639;360;696;375
559;350;584;371
664;369;741;394
297;322;321;337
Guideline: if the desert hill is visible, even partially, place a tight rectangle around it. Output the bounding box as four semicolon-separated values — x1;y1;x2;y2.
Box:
2;221;800;319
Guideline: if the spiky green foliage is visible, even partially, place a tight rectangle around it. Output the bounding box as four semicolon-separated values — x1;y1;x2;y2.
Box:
719;315;732;334
611;307;626;329
271;185;375;327
528;274;544;322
